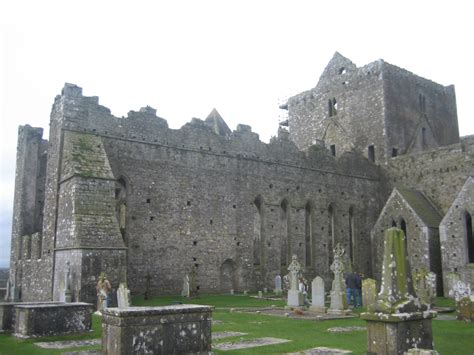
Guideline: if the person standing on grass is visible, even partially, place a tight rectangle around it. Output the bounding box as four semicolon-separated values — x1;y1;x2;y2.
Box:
345;271;358;307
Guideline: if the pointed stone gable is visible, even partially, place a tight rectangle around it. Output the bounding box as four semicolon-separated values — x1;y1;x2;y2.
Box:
396;188;442;228
317;52;357;86
205;108;231;137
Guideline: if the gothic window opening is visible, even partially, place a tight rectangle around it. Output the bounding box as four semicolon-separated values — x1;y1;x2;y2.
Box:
115;177;128;243
421;127;427;148
305;202;314;268
400;218;408;256
419;94;426;114
348;207;355;265
280;199;291;266
328;98;337;117
330;144;336;156
392;148;398;157
368;145;375;162
253;196;265;266
464;211;474;263
328;204;335;266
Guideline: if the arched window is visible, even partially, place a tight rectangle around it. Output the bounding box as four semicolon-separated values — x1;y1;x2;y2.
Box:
305;202;314;267
280;199;291;266
115;177;128;243
253;196;265;266
400;218;408;256
348;207;355;264
464;211;474;263
328;204;335;266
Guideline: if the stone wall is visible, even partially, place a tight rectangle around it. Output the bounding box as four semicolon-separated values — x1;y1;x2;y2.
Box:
285;53;459;164
9;83;385;300
439;177;474;296
386;136;474;214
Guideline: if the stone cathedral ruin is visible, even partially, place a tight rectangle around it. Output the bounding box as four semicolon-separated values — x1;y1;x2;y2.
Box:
7;52;474;305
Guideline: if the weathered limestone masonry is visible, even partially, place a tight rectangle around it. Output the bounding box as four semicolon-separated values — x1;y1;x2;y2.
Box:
9;81;383;302
8;52;473;303
101;305;213;354
283;52;459;164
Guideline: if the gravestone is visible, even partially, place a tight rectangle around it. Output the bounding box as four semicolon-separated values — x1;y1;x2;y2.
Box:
361;228;436;354
258;291;263;298
274;274;282;296
181;274;190;297
327;244;349;315
362;278;376;309
287;255;304;307
445;272;460;298
61;261;72;303
456;296;474;322
426;272;437;306
414;269;436;306
310;276;326;313
117;283;131;308
96;272;111;313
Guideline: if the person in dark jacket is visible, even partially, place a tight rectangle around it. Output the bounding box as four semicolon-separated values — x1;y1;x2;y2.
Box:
345;271;362;307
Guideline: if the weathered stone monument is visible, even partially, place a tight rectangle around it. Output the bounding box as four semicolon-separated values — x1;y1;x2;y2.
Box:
181;274;190;297
287;255;304;307
361;228;436;354
310;276;326;313
61;261;72;303
361;278;377;310
449;280;473;322
328;244;349;315
414;269;437;307
96;272;111;313
274;274;282;296
101;305;213;354
117;283;131;308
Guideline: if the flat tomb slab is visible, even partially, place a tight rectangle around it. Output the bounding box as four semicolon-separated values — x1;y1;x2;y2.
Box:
102;304;213;355
212;331;247;340
13;303;94;338
288;346;352;354
213;337;290;351
35;338;101;349
0;301;63;332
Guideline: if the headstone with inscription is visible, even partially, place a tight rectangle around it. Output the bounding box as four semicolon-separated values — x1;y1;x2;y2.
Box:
362;278;377;309
287;255;304;307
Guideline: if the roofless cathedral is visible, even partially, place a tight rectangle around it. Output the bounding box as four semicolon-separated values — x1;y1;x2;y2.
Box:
8;53;473;303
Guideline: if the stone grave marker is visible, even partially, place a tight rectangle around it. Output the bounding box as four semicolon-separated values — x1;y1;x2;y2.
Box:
361;228;436;354
310;276;326;313
328;244;349;315
287;255;304;307
445;272;460;298
274;274;282;296
117;283;131;308
181;274;190;297
361;278;376;309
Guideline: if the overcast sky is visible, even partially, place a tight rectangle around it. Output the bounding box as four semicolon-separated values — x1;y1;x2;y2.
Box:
1;0;473;268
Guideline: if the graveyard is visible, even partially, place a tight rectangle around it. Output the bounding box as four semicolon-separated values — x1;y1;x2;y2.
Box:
1;231;473;354
0;294;472;354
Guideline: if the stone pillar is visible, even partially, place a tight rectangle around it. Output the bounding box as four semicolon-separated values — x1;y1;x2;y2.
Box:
101;305;213;354
361;228;436;355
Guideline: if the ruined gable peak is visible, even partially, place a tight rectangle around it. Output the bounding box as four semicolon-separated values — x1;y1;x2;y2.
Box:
205;108;231;137
319;51;357;81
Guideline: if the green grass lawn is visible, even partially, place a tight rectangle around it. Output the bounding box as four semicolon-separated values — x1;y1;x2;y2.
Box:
0;295;471;354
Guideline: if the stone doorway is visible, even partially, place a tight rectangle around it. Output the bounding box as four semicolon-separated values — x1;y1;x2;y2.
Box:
220;259;238;293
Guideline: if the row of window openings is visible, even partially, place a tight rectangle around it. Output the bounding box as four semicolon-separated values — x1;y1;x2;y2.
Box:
328;94;426;118
253;200;356;268
328;144;399;160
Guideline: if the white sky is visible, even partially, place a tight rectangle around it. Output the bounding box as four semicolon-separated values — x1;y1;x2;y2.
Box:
1;0;473;267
